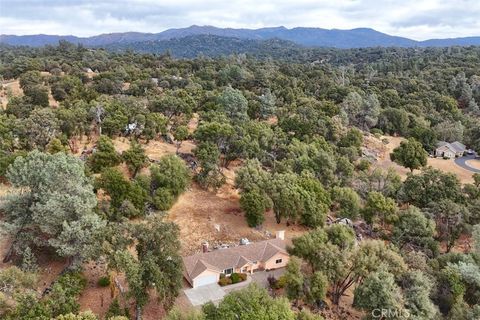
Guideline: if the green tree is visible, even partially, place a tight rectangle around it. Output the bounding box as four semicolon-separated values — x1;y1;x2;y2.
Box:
331;186;361;219
194;142;225;190
19;107;60;150
112;216;183;320
24;85;49;107
88;136;121;173
173;125;189;154
401;270;439;319
377;107;410;136
54;311;99;320
362;191;397;226
426;199;469;253
239;189;267;227
47;138;67;154
95;167;148;215
218;87;249;123
390;138;427;172
290;235;406;306
166;307;205;320
353;270;405;319
122;141;148;177
295;310;324;320
284;257;304;305
203;284;295;320
392;207;438;257
399;167;463;208
268;172;303;224
150;154;190;197
2;151;105;267
306;272;328;308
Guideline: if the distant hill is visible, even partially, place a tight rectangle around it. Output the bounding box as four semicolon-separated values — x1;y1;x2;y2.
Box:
103;35;310;59
3;25;480;49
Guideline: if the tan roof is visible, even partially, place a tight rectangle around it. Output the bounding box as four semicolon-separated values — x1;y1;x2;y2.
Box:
183;238;287;280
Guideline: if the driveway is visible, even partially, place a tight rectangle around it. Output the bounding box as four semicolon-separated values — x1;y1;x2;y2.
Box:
184;283;226;306
183;269;285;306
455;155;480;173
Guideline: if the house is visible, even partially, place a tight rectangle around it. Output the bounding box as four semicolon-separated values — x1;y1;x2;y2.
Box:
435;141;466;159
183;231;289;288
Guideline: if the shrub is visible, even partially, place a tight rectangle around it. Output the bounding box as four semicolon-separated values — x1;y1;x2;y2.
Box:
218;277;232;286
106;298;129;318
152;187;175;211
356;159;371;171
98;276;110;287
276;275;287;289
239;273;248;281
371;128;383;136
267;274;277;289
230;273;241;284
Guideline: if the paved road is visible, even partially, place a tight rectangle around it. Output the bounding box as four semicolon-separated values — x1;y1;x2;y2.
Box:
454;155;480;173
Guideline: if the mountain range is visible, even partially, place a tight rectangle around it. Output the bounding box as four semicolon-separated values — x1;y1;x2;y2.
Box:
2;25;480;49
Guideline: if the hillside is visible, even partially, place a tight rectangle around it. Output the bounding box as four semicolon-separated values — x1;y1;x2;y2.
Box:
3;25;480;48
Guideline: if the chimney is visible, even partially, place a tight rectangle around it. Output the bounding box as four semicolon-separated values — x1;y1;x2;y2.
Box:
202;242;209;253
275;230;285;240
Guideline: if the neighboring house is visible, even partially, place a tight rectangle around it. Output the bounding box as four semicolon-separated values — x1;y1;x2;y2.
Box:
435;141;466;159
183;231;289;288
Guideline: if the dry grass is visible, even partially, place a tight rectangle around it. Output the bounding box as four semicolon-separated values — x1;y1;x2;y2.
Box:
167;161;307;255
1;79;23;109
368;135;476;184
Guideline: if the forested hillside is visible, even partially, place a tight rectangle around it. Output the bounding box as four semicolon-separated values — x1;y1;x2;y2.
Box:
3;25;480;48
1;41;480;319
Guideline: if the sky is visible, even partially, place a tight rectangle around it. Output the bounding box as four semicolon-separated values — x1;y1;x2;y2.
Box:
1;0;479;40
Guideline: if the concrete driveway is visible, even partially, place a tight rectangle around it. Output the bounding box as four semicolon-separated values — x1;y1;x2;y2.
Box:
455;155;480;173
183;268;285;306
184;283;226;306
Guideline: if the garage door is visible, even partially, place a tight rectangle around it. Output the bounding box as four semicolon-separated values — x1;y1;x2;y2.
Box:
194;274;218;287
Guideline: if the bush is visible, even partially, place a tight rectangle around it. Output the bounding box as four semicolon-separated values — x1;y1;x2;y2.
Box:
356;159;371;171
218;277;232;286
276;275;287;289
106;298;129;318
371;128;383;136
238;273;248;281
267;274;277;289
230;273;241;284
98;276;110;287
152;187;175;210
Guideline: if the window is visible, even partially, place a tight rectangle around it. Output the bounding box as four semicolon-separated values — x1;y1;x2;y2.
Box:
275;259;282;264
224;268;233;275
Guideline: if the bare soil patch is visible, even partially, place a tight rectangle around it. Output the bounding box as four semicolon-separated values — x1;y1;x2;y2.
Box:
1;79;23;109
168;161;306;255
366;135;475;184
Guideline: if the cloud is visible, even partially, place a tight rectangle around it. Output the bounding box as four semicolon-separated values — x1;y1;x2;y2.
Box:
0;0;478;40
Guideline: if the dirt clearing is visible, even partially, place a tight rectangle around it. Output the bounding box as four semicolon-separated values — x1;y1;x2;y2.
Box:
167;161;307;255
365;135;476;184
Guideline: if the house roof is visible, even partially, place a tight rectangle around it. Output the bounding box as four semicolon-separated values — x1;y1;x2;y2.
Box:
436;141;466;154
183;238;287;280
450;141;466;153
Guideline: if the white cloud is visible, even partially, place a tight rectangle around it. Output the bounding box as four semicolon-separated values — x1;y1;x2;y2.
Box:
0;0;479;40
